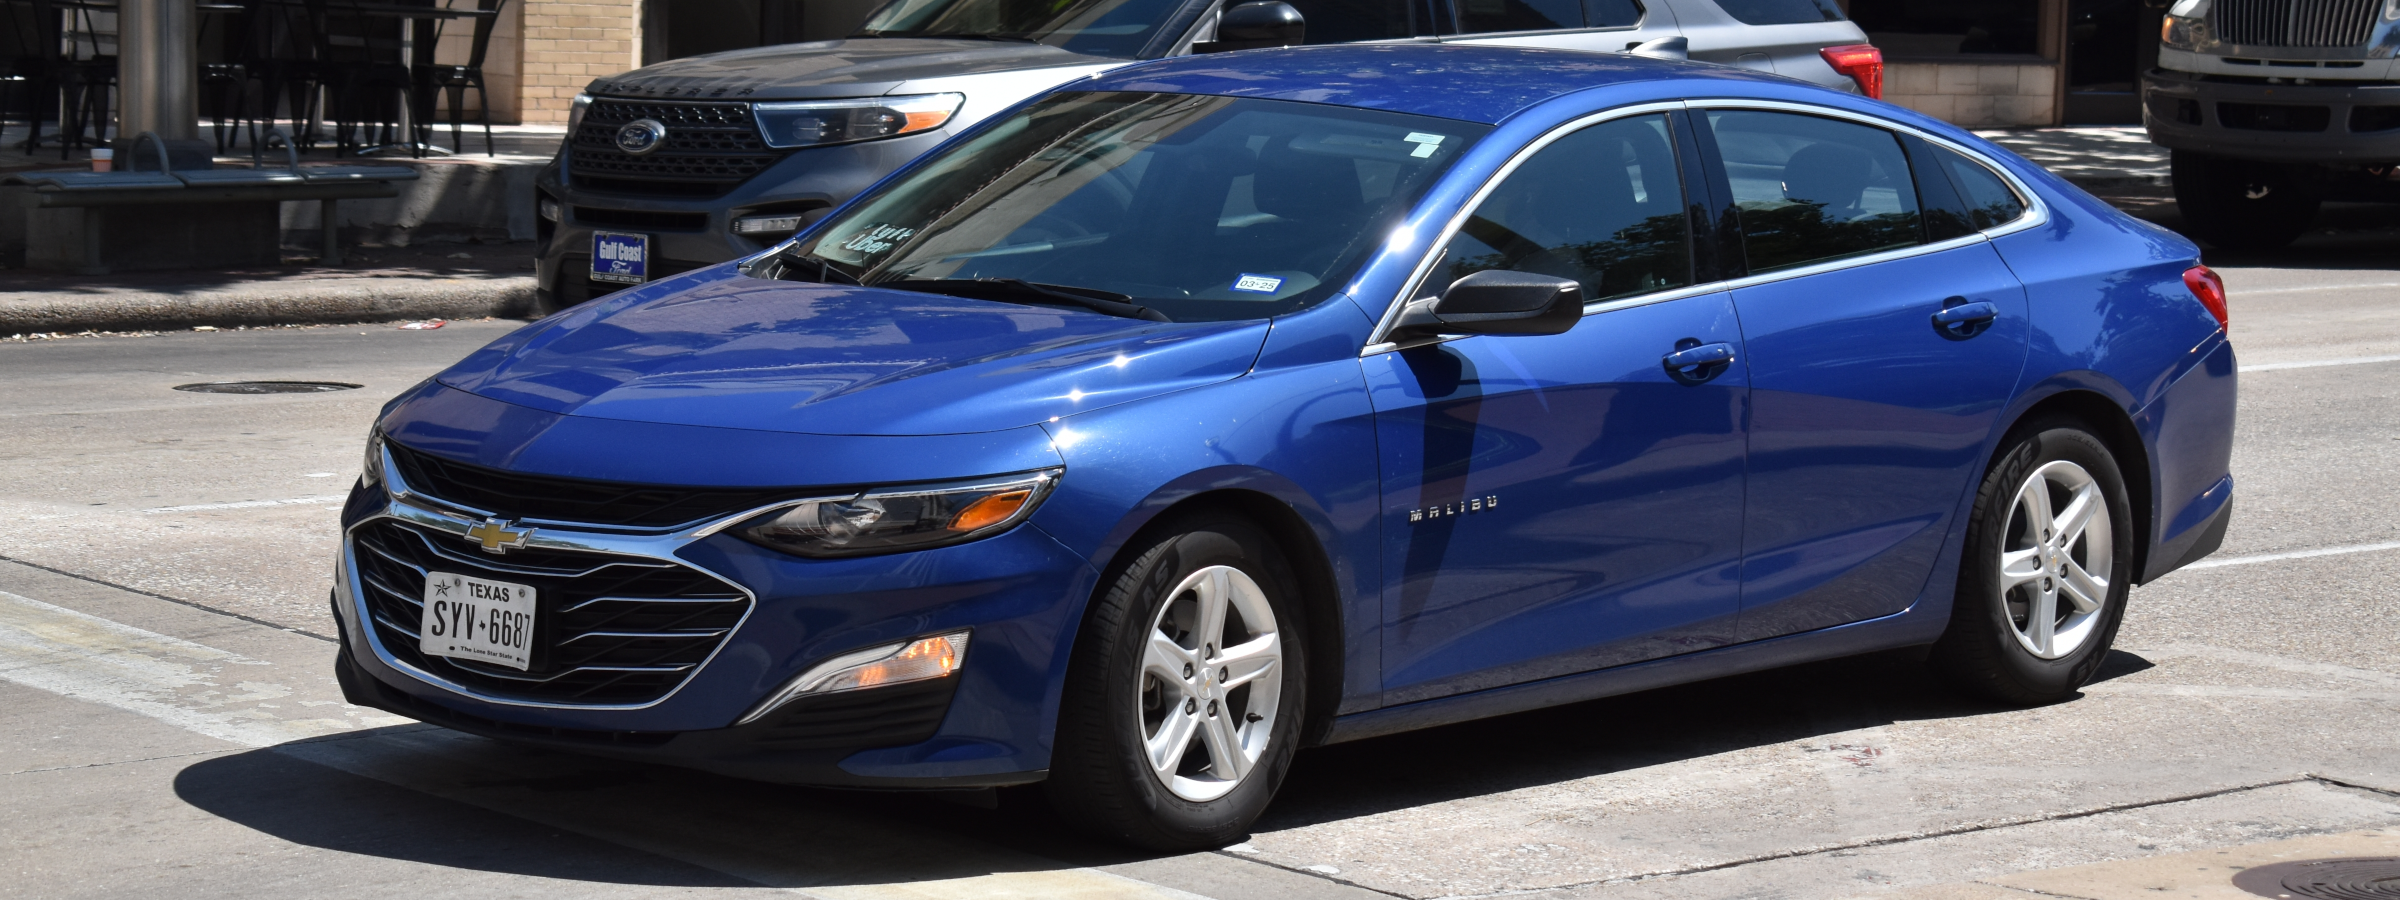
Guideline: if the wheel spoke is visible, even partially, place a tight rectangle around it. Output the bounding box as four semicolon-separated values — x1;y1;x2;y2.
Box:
1193;567;1232;659
2016;475;2054;542
2052;483;2100;549
1216;633;1280;689
1145;629;1193;683
1198;703;1249;781
2059;559;2107;614
1999;546;2046;591
1145;705;1200;781
2026;584;2058;656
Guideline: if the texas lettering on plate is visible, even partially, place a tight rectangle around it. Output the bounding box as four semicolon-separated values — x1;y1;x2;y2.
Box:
420;572;537;671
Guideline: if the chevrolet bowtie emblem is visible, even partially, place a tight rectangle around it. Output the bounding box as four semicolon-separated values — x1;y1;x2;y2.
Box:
464;518;532;555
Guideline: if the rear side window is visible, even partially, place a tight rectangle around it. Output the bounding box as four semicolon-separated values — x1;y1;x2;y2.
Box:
1585;0;1644;26
1452;0;1644;32
1710;0;1845;25
1287;0;1437;42
1706;110;1922;273
1431;114;1692;302
1931;144;2027;230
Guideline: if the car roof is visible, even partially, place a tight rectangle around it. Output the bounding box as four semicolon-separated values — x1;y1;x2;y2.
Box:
1077;42;1795;125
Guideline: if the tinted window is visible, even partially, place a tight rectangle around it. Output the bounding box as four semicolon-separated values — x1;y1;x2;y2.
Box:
1585;0;1644;26
1933;144;2027;229
1710;0;1844;25
797;93;1489;322
1432;114;1690;302
857;0;1191;58
1457;0;1584;32
1288;0;1435;42
1708;110;1921;274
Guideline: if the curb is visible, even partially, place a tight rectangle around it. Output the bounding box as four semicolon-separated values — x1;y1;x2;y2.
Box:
0;275;539;335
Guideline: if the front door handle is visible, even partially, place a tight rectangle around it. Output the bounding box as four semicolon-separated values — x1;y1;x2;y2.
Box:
1662;341;1736;384
1932;298;2000;339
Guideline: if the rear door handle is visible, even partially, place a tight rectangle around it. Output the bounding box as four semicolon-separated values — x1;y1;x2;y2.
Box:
1662;341;1736;381
1932;298;2000;339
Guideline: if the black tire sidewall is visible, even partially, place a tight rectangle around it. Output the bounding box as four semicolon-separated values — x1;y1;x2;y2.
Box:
1942;425;2136;702
2171;151;2319;250
1048;515;1308;850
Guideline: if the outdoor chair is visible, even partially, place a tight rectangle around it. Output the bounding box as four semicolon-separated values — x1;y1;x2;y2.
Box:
414;0;507;156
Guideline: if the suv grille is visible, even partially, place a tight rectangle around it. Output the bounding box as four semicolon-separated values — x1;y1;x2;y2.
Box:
352;518;750;706
570;99;789;197
2211;0;2377;47
388;440;801;530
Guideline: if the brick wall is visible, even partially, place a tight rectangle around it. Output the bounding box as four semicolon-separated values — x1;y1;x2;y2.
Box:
515;0;643;123
1884;62;2060;129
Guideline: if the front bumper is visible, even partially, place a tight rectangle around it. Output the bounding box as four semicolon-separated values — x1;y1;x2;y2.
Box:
2144;67;2400;163
533;130;952;310
332;427;1096;788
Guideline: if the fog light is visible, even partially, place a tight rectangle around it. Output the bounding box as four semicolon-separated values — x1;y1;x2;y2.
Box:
538;198;561;222
733;214;808;235
735;631;971;725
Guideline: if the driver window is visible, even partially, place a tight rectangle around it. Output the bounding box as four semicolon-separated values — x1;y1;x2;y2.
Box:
1430;113;1693;304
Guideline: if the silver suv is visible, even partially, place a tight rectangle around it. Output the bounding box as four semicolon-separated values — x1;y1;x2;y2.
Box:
535;0;1879;309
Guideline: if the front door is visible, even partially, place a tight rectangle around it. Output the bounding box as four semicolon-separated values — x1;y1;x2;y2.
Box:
1695;108;2031;642
1367;111;1748;705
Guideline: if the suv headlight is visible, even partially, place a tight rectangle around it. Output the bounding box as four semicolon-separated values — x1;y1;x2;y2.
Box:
732;469;1060;558
751;93;964;149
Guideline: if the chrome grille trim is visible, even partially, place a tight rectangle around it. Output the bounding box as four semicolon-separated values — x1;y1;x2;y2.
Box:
2212;0;2378;47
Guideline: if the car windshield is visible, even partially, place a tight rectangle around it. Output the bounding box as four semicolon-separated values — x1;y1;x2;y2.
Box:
855;0;1191;58
787;92;1490;322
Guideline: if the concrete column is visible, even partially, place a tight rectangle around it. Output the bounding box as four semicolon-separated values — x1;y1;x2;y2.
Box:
117;0;199;142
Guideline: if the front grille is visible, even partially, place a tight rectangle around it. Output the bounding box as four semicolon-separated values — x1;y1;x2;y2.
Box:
387;440;801;530
570;99;789;197
573;206;710;231
2219;101;2332;130
352;518;750;705
2211;0;2377;47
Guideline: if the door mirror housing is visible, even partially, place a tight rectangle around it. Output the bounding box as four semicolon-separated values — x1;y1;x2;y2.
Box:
1194;1;1305;53
1389;269;1584;340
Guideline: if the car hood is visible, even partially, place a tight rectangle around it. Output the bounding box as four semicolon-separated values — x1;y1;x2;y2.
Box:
436;268;1272;437
586;38;1113;101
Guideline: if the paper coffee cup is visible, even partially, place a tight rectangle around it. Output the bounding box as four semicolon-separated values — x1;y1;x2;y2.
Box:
90;148;112;173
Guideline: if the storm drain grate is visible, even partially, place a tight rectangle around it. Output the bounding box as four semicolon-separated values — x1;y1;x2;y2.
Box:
2236;858;2400;900
173;381;362;394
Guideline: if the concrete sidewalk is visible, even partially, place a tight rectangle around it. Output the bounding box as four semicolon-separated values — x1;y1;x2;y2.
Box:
1977;126;2170;190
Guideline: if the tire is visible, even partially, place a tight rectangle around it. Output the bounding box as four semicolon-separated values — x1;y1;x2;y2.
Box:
2171;150;2319;251
1045;514;1308;851
1932;422;2136;705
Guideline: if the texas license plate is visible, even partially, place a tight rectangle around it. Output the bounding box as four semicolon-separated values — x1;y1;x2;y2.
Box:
591;231;648;284
420;572;537;671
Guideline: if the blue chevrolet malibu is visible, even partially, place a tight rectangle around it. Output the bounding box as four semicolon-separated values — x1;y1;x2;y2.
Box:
336;43;2238;849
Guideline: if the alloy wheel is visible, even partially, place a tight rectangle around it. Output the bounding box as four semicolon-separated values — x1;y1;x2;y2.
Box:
1999;459;2114;660
1137;564;1283;802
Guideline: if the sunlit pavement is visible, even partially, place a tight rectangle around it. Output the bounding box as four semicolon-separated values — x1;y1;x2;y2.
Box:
3;210;2398;898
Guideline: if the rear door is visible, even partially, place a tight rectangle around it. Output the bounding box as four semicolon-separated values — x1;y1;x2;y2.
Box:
1695;106;2031;642
1367;110;1749;705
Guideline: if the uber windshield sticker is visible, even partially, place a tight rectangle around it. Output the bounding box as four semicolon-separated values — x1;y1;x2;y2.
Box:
1232;274;1284;294
841;224;915;256
1403;132;1446;158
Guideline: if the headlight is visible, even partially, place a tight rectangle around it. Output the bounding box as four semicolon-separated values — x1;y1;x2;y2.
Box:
361;429;386;491
565;92;593;135
751;93;964;149
734;469;1060;558
2162;14;2200;47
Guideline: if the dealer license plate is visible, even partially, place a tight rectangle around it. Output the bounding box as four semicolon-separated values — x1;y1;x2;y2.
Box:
420;572;537;671
591;231;648;284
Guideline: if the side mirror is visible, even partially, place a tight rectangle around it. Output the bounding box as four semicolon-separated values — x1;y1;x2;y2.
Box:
1194;1;1305;53
1389;270;1584;340
1625;36;1688;60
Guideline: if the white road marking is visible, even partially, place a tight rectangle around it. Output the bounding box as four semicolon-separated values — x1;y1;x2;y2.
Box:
2134;644;2400;691
2180;540;2400;571
0;590;407;747
2240;354;2400;373
2233;281;2400;296
139;495;349;513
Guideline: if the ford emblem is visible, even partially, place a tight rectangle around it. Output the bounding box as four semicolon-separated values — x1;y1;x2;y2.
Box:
615;118;668;156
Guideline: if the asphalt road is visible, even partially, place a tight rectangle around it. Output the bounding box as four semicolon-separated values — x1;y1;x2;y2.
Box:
3;221;2398;898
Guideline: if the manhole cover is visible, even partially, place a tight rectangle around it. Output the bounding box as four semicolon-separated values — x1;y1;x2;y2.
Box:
2236;857;2400;900
172;381;362;394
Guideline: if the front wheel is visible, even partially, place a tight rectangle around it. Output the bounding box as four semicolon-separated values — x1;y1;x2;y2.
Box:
1045;515;1306;851
2171;150;2320;250
1932;423;2136;705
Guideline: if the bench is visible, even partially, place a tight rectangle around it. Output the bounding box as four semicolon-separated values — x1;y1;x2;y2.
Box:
2;131;419;273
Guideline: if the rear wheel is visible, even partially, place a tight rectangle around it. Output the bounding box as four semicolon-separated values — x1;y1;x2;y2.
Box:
2172;150;2319;250
1045;515;1305;851
1932;423;2135;705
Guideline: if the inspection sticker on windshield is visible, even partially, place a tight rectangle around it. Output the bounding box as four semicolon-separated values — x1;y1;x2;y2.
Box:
1232;274;1284;294
1403;132;1446;158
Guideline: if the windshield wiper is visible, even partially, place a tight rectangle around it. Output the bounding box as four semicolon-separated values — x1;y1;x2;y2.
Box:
881;278;1171;322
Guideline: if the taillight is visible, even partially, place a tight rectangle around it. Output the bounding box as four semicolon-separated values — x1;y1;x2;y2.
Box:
2183;265;2229;329
1820;44;1884;100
